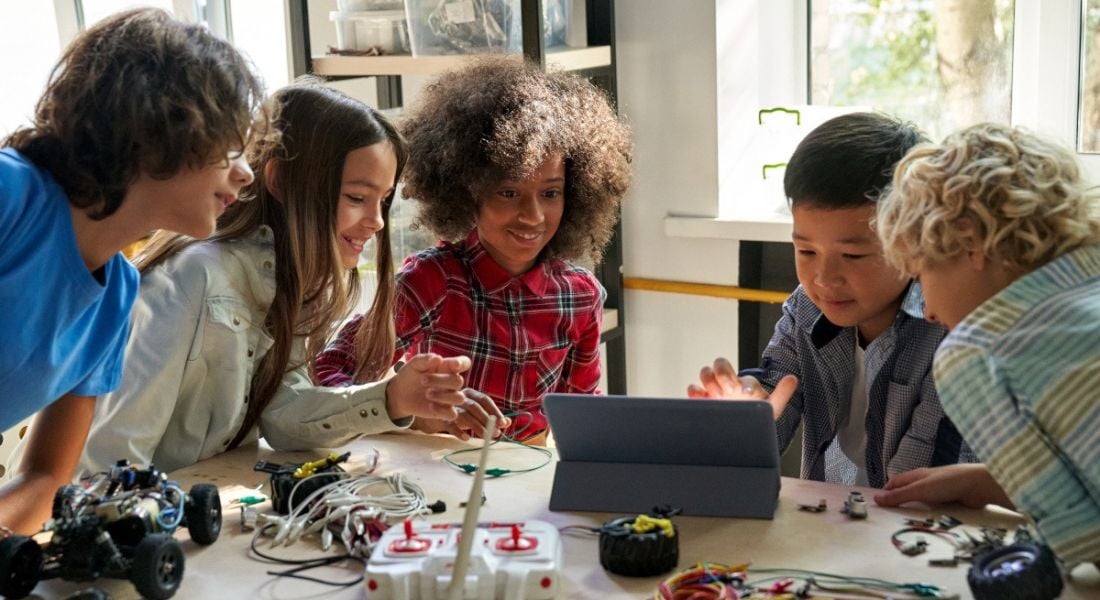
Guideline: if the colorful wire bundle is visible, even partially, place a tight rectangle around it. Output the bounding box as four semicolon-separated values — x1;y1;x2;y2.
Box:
654;564;949;599
653;562;749;600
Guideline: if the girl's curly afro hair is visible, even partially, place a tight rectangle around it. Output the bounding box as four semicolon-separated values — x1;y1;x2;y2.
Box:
400;57;633;263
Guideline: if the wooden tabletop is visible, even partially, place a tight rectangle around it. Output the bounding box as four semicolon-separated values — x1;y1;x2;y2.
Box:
35;431;1100;599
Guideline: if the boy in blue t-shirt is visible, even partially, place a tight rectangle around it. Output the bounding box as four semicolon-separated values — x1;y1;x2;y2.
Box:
0;8;265;533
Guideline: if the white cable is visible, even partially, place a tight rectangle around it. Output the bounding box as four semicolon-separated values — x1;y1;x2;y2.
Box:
265;470;431;554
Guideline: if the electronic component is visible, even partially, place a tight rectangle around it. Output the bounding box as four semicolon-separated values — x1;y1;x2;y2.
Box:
254;451;350;514
798;498;827;513
842;491;868;519
904;516;937;528
240;506;259;533
899;537;929;556
937;515;962;530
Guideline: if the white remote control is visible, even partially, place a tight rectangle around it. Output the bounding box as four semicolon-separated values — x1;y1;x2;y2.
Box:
365;519;563;600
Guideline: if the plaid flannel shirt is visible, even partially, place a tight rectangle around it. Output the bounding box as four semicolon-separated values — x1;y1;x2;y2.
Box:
316;231;605;437
742;282;976;487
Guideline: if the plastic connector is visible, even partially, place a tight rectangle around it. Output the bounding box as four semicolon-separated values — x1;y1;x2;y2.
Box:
900;538;929;556
428;500;447;514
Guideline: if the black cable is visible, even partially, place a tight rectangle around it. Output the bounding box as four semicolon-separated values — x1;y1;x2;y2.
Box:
249;523;365;587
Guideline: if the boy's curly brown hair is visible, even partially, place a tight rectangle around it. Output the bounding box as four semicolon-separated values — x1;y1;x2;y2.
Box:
4;8;266;220
400;57;633;263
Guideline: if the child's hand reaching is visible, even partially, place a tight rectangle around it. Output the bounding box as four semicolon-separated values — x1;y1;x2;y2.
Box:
686;357;799;420
874;464;1014;510
410;389;511;441
384;353;472;421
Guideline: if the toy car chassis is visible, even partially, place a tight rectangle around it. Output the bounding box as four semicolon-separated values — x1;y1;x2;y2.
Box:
0;460;222;599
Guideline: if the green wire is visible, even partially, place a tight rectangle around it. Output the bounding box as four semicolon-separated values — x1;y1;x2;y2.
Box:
746;568;944;598
441;411;554;478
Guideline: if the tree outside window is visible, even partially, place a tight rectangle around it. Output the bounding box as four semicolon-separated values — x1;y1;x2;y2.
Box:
811;0;1015;142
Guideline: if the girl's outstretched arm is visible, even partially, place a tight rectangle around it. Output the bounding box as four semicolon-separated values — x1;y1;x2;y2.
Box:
262;354;473;450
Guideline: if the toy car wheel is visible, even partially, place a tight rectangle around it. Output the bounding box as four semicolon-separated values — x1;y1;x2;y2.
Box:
131;533;185;600
598;516;679;577
0;534;43;599
52;484;82;519
185;484;222;545
967;542;1063;600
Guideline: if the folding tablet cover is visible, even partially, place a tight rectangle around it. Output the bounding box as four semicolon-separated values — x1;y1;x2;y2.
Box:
543;394;781;518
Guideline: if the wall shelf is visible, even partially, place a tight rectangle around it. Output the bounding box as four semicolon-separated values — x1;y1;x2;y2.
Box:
312;45;612;77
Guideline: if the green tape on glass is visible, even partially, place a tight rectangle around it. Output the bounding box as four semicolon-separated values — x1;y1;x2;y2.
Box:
758;106;801;126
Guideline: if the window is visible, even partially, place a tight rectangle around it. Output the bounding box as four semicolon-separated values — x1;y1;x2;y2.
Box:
80;1;175;27
711;0;1099;227
385;187;437;272
1080;0;1100;152
0;4;63;137
810;0;1015;142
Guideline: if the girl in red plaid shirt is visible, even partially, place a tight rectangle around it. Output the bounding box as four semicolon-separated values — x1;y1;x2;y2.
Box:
316;58;633;443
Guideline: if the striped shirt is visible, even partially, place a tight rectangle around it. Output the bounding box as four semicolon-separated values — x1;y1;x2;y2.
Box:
316;231;605;439
934;244;1100;566
742;283;976;487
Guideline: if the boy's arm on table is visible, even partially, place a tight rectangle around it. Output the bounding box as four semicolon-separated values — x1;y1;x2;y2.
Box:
897;344;1100;566
875;463;1013;509
0;394;94;534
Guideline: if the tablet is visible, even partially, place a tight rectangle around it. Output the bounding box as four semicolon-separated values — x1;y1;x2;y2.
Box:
543;394;781;518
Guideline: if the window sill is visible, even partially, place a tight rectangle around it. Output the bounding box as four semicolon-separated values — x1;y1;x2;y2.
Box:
664;215;792;243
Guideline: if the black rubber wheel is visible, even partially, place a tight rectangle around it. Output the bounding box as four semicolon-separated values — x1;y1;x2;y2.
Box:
52;484;82;519
130;533;185;600
185;484;221;545
967;542;1063;600
0;535;43;599
598;516;679;577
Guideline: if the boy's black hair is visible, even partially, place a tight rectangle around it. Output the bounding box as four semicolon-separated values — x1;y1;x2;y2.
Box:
4;8;265;220
783;112;926;209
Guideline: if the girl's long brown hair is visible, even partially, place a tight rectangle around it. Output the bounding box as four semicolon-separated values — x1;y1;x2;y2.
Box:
135;81;407;449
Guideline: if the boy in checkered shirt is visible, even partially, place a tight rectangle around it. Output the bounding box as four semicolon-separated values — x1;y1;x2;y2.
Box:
689;113;976;487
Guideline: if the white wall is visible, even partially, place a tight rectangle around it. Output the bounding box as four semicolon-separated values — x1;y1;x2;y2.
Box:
615;1;743;397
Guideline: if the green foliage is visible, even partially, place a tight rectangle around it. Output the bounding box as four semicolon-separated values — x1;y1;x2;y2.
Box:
813;0;1014;139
